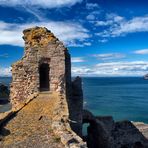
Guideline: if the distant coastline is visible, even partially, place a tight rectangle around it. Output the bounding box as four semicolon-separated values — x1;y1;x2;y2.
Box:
144;74;148;80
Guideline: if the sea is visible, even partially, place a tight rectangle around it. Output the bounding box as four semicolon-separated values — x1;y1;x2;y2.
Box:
82;77;148;123
0;77;148;123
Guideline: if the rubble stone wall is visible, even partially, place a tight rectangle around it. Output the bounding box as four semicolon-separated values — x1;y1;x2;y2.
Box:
10;27;84;147
10;27;70;109
69;77;83;137
82;110;148;148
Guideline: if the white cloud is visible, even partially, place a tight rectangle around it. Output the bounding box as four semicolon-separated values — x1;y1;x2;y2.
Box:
0;67;11;77
72;61;148;76
86;3;99;10
72;66;92;76
0;0;83;9
106;13;124;22
0;21;90;47
96;14;148;39
92;53;126;60
134;49;148;55
95;14;124;27
96;20;113;26
111;16;148;36
83;42;91;46
86;6;101;22
86;14;95;20
98;39;108;43
71;57;85;63
24;7;45;21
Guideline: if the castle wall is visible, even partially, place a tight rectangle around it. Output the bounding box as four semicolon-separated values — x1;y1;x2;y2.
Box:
10;26;83;138
10;27;69;108
69;77;83;136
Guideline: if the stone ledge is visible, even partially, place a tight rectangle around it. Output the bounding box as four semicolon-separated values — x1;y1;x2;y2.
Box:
52;120;87;148
51;94;87;148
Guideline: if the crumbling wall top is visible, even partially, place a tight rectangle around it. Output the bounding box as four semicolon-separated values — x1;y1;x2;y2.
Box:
23;26;58;48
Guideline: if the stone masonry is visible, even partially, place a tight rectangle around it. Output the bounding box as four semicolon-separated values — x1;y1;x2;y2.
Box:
10;26;83;137
10;27;71;109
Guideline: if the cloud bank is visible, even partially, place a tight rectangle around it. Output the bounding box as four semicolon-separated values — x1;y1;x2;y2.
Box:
92;53;126;60
96;14;148;41
86;3;99;10
0;21;90;47
71;57;85;63
0;0;82;9
134;49;148;55
0;67;11;77
72;61;148;76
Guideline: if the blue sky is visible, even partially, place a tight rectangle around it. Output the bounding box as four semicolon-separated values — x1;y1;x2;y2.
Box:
0;0;148;76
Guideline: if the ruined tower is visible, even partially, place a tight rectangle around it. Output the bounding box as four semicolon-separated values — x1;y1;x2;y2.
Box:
10;27;83;136
10;27;71;108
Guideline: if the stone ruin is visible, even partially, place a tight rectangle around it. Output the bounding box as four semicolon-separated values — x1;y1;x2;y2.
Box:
10;26;83;137
9;26;148;148
83;110;148;148
10;27;71;107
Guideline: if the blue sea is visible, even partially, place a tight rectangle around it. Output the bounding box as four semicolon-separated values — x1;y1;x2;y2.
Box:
0;77;148;123
82;77;148;123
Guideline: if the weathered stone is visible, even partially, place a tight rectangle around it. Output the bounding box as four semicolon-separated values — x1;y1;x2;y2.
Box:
68;76;83;137
133;122;148;139
72;76;83;96
10;27;70;109
8;27;86;148
83;111;148;148
83;110;95;123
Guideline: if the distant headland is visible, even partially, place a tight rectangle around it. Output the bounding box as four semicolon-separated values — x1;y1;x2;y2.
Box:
144;74;148;80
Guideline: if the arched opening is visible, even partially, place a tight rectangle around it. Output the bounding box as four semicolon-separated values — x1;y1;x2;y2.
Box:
39;63;49;91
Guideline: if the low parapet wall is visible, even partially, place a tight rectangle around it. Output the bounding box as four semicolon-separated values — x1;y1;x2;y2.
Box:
51;93;87;148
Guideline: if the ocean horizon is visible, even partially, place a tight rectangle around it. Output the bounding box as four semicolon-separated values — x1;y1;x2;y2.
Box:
0;76;148;123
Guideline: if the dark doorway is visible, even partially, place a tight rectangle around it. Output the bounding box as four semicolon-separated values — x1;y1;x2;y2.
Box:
39;63;49;91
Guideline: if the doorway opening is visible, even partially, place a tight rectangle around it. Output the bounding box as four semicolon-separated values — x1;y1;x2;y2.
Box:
39;63;49;91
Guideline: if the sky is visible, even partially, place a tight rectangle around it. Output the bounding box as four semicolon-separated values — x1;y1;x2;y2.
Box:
0;0;148;77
